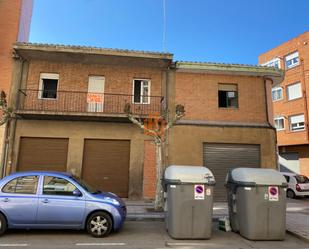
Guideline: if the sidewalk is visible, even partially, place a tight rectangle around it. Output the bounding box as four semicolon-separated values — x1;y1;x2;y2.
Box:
125;199;309;242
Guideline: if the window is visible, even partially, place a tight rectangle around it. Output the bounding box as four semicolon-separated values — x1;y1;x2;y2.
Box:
133;79;150;104
274;116;285;130
43;176;77;196
261;58;281;69
218;84;238;108
295;175;309;183
285;51;299;69
287;82;302;100
289;114;305;131
2;176;39;194
272;87;283;101
39;73;59;99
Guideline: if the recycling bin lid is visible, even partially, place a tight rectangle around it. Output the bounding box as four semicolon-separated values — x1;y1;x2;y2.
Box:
227;168;287;186
164;165;215;184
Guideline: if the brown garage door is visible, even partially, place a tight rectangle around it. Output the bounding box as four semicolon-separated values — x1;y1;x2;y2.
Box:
82;139;130;198
203;143;260;201
18;137;68;172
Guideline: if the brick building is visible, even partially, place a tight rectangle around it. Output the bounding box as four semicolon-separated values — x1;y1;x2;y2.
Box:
3;42;283;200
0;0;33;170
259;31;309;177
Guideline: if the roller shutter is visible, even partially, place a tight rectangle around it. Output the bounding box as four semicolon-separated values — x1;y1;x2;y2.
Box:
82;139;130;198
17;137;68;172
203;143;260;201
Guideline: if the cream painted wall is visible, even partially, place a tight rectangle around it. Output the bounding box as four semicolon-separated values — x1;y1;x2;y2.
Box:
13;119;149;199
168;125;277;168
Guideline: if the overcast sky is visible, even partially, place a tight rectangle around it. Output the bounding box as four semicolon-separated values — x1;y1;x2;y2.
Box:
29;0;309;64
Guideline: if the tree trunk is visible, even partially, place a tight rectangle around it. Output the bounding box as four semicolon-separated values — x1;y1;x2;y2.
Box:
154;142;164;211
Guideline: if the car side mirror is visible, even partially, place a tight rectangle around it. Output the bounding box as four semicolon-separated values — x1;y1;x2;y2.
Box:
73;189;82;197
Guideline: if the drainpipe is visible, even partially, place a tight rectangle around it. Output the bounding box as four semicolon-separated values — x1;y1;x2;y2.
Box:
0;123;9;178
300;58;309;142
263;76;279;170
3;54;25;177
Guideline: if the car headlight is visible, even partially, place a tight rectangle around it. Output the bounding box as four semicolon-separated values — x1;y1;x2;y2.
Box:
103;197;120;206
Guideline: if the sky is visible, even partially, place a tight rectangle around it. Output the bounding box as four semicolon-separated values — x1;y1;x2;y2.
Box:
29;0;309;65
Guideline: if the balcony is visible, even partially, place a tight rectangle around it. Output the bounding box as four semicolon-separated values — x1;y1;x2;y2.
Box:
17;89;165;121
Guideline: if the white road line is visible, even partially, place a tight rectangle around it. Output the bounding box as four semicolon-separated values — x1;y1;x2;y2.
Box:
0;244;28;247
166;242;210;246
75;242;126;246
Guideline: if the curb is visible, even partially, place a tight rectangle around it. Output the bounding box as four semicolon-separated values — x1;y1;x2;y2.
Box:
286;230;309;243
126;216;221;222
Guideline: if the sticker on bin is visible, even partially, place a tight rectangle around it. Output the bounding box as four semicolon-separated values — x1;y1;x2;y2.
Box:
194;185;205;200
268;186;279;201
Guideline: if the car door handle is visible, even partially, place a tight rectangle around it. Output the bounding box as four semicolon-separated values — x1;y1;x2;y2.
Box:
3;198;9;202
42;199;49;203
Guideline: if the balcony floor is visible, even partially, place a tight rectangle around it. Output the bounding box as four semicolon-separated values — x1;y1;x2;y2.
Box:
15;110;140;123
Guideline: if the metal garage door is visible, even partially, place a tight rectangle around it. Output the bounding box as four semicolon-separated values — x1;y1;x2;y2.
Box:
82;139;130;198
17;137;68;172
203;143;260;201
279;152;300;174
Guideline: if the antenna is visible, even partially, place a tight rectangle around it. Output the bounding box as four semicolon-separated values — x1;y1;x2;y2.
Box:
162;0;167;52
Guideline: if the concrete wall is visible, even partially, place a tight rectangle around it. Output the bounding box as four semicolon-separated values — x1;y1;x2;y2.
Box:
168;125;277;168
12;119;152;199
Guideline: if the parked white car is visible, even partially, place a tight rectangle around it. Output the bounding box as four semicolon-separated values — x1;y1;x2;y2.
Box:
281;173;309;198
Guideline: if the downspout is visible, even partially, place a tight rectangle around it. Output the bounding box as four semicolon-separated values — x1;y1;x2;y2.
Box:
300;58;309;142
263;77;277;129
4;54;25;176
263;76;279;170
0;123;9;178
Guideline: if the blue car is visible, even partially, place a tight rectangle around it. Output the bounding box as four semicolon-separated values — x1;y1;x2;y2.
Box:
0;171;126;237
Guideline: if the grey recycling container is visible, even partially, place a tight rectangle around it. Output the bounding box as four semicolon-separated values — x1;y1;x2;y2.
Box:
225;168;288;240
164;165;216;239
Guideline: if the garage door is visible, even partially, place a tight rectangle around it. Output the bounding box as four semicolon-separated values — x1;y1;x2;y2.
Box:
18;137;68;172
203;143;260;201
82;139;130;198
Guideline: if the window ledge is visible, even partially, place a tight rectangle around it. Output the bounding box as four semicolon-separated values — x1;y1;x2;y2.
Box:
218;107;239;110
285;64;300;71
289;129;306;133
286;97;303;102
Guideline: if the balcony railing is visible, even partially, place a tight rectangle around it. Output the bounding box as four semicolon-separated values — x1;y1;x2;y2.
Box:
18;89;165;116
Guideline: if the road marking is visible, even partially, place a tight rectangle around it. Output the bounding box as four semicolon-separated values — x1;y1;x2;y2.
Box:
75;242;126;246
0;244;28;247
166;242;211;246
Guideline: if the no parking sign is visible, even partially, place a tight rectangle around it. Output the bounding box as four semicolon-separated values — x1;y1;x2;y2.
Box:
268;186;279;201
194;185;205;200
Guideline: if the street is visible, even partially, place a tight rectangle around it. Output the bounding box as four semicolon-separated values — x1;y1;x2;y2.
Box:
0;221;308;249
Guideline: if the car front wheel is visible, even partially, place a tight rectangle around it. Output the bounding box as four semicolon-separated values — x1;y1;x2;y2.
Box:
287;189;296;199
0;213;7;236
87;212;112;237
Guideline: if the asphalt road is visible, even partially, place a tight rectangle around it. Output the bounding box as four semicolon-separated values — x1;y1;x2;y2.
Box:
0;221;308;249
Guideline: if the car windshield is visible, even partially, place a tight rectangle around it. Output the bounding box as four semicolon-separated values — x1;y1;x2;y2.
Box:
71;176;101;194
295;175;309;184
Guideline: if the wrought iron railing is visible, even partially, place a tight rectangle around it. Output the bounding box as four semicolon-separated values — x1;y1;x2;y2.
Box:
18;89;165;116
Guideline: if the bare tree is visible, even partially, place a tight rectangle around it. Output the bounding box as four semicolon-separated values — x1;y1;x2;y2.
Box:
124;103;185;210
0;91;12;125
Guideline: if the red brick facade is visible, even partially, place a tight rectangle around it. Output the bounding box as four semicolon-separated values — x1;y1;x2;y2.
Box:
259;31;309;176
143;141;156;198
0;0;32;94
175;72;268;123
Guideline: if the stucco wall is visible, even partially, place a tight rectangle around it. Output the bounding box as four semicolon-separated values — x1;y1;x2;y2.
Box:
168;125;277;169
12;119;151;199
